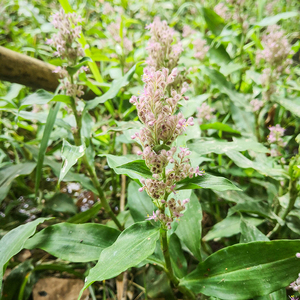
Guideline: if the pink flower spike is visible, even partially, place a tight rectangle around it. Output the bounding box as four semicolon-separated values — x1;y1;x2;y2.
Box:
296;253;300;258
138;187;144;192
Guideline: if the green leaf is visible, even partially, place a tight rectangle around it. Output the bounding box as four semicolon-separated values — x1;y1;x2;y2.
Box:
20;90;71;110
45;193;78;214
180;240;300;299
66;57;93;76
169;233;187;278
200;122;241;135
0;218;51;287
67;202;102;224
176;192;202;261
203;215;264;241
116;160;152;178
78;222;160;298
229;199;283;225
128;181;156;222
253;288;286;300
1;260;34;300
58;139;85;184
0;83;23;107
20;89;52;109
25;223;120;262
85;63;139;111
0;162;36;203
275;97;300;118
100;154;142;180
255;11;299;26
226;150;286;179
26;145;97;194
202;67;249;108
188;138;268;155
35;102;60;197
200;7;224;35
239;217;269;243
175;173;241;192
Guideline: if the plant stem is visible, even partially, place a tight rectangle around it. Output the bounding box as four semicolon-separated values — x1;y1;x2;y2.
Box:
70;98;123;230
267;179;298;238
160;228;195;300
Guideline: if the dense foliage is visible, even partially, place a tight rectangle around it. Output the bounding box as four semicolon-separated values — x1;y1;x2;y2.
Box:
1;0;300;299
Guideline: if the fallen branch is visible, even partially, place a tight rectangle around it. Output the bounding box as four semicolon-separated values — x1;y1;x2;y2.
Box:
0;46;96;99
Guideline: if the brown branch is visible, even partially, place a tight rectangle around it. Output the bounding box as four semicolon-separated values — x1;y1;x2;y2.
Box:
0;46;96;100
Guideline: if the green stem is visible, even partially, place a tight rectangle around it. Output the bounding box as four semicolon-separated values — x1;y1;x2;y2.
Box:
70;98;123;231
267;179;298;238
238;32;245;91
160;229;195;300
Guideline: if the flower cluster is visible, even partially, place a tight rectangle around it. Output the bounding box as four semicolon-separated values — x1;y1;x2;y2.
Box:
193;38;209;61
106;18;133;53
47;9;87;102
197;102;215;124
250;99;264;112
145;17;183;71
290;274;300;291
256;25;293;100
214;3;228;20
182;25;195;38
147;198;190;229
47;8;84;63
214;1;249;32
268;124;286;147
130;19;204;229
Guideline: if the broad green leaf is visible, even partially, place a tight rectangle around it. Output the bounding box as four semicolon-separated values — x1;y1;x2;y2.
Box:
169;233;187;279
176;192;202;261
230;103;255;136
203;215;264;241
202;67;249;108
255;11;299;26
78;222;160;298
275;97;300;118
66;57;93;76
128;181;156;222
117;160;152;178
200;122;241;135
45;193;78;214
20;90;71;109
35;102;60;196
85;63;139;111
254;288;286;300
200;7;224;35
59;139;85;184
219;63;245;76
188;138;268;155
175;173;241;192
0;83;23;107
26;145;97;194
100;154;142;180
226;150;286;178
25;223;120;262
1;260;34;300
0;218;50;287
180;240;300;299
228;199;284;225
0;162;36;203
67;202;102;224
239;217;269;243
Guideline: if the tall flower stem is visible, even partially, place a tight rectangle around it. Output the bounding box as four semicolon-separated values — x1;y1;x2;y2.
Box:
160;228;195;300
70;98;123;231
